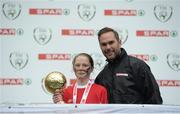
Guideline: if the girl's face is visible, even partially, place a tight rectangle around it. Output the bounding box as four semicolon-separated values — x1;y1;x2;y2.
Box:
73;55;93;79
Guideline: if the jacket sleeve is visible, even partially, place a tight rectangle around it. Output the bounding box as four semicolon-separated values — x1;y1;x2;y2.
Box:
95;67;114;103
139;63;163;104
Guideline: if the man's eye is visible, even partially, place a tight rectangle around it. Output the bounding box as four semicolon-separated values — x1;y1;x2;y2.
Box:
101;43;107;46
109;41;114;45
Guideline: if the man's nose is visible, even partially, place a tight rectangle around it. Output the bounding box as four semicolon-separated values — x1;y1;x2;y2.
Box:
106;44;111;49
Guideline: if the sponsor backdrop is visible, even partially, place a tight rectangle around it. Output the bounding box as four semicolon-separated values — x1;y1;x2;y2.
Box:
0;0;180;105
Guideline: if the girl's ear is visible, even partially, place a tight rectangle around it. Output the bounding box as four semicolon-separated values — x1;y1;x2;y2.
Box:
90;67;94;73
72;66;76;72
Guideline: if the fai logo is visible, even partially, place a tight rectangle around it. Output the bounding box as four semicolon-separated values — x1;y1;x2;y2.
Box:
167;53;180;71
2;2;21;20
116;29;128;44
9;52;28;70
154;5;173;23
33;27;52;45
90;53;106;70
77;4;96;22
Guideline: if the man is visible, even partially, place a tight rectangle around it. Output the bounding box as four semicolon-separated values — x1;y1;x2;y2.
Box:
95;27;163;104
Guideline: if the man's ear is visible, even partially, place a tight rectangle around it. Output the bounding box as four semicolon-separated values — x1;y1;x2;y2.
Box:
119;39;122;44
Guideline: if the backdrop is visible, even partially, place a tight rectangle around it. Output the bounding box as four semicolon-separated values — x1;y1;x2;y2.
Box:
0;0;180;105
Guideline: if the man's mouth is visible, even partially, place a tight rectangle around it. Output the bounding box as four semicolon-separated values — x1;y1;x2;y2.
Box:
106;51;113;56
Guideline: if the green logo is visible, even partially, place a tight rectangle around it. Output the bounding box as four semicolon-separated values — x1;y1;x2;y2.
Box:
150;55;158;61
24;78;32;85
170;31;177;37
138;10;145;16
63;9;70;15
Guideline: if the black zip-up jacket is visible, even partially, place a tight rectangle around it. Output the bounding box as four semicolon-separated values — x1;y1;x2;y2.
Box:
95;48;163;104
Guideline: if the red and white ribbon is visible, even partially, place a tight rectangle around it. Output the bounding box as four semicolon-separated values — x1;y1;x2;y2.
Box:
73;80;93;104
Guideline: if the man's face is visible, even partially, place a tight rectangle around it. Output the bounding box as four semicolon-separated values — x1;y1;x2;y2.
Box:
99;31;121;61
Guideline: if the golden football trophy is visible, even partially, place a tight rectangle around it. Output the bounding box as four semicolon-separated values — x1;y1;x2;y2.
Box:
43;71;67;94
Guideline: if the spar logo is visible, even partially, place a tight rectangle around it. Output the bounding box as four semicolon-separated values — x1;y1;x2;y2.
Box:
157;80;180;87
61;29;95;36
136;30;177;37
38;53;71;60
0;78;32;85
29;8;70;15
104;9;145;16
0;28;23;36
130;54;158;62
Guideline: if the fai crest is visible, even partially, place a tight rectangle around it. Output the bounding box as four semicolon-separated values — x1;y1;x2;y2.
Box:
91;53;106;70
116;29;128;44
2;2;21;20
9;52;28;70
33;27;52;45
78;4;96;22
154;5;173;23
167;53;180;71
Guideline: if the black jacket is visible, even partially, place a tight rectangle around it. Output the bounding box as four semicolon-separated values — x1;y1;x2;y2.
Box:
95;48;163;104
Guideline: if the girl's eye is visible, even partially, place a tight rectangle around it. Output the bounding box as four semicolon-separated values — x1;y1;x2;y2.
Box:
75;64;80;67
74;64;90;68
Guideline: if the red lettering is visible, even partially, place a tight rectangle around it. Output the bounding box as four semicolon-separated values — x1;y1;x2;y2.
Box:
29;8;62;15
62;29;94;36
0;78;23;85
136;30;169;37
105;10;137;16
0;29;16;35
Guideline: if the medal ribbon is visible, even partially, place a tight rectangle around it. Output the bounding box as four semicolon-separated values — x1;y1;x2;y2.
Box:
73;80;93;104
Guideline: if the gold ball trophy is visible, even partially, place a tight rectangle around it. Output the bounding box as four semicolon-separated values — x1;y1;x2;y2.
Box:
42;71;67;104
